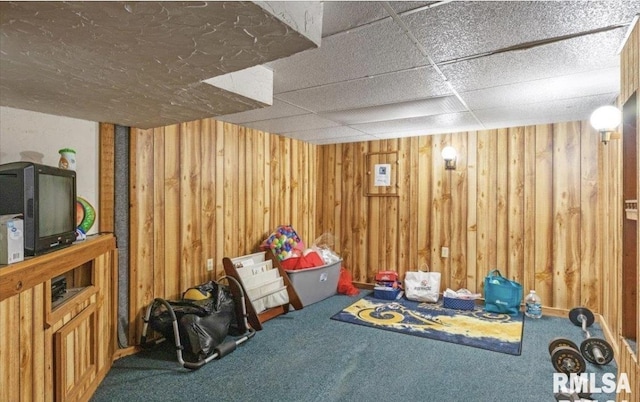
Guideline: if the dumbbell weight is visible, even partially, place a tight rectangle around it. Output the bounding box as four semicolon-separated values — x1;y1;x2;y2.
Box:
548;337;579;355
550;346;587;375
568;307;614;366
554;392;579;401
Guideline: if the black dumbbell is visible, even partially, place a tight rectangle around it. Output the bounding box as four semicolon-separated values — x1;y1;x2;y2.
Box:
568;307;614;366
549;344;586;375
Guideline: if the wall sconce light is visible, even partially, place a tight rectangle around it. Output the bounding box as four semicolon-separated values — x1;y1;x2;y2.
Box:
441;146;457;170
590;105;621;144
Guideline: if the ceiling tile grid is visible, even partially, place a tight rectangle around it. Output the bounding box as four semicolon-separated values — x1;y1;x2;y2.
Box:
473;93;620;129
461;67;620;111
401;1;640;64
266;18;428;93
274;66;452;113
351;111;481;136
241;112;340;134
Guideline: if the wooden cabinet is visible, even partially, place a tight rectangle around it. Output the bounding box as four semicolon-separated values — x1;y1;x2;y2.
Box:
0;234;117;402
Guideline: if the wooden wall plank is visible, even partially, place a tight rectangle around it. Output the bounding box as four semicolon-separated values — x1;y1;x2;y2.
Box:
215;121;225;277
129;128;155;344
201;119;216;280
417;136;432;271
180;120;203;288
341;143;355;277
32;283;45;402
407;136;419;272
496;128;509;275
466;132;478;292
19;290;33;401
252;129;267;250
237;126;247;254
398;137;411;274
579;121;600;311
523;126;536;295
383;139;399;272
451;133;467;290
553;122;582;309
534;124;554;306
507;127;525;284
352;141;368;281
430;136;446;280
367;142;382;275
152;127;166;299
476;130;491;289
164;124;181;298
98;123;115;233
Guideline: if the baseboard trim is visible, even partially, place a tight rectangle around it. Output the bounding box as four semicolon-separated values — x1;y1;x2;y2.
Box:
596;312;620;360
112;345;140;361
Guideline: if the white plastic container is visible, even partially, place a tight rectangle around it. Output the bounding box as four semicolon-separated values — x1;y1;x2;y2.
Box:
285;260;341;306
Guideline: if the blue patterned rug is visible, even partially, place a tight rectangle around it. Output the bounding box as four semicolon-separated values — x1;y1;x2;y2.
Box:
331;293;524;355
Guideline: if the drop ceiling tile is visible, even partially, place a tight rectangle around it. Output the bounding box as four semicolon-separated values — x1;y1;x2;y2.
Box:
461;67;620;111
241;113;339;134
352;112;480;135
319;96;465;125
402;1;640;63
321;2;388;37
276;67;450;112
216;99;309;124
267;18;427;93
283;126;366;141
473;93;619;129
314;134;379;145
440;29;625;93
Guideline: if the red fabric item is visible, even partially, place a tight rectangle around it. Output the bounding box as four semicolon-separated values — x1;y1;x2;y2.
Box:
280;251;324;271
375;271;398;282
338;267;360;296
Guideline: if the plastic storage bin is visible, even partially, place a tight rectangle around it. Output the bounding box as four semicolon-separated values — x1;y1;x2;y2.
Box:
443;297;476;311
373;286;401;300
285;260;341;306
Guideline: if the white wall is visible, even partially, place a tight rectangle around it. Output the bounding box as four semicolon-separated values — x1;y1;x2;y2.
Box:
0;106;100;235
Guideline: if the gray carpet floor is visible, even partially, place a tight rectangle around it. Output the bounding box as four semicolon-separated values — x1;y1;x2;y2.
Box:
91;291;618;402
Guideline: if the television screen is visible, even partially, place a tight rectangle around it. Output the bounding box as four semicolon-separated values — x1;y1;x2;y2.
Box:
38;173;75;237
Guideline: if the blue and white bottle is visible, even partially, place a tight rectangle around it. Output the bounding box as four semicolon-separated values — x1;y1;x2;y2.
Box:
524;290;542;319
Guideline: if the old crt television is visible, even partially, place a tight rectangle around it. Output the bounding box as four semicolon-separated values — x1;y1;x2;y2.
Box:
0;162;77;255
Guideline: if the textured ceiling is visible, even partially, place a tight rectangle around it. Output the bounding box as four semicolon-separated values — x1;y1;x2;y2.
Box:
1;1;639;144
220;1;640;144
0;1;321;128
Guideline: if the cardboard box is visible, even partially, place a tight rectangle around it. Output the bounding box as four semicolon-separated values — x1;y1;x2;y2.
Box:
285;260;341;306
0;214;24;264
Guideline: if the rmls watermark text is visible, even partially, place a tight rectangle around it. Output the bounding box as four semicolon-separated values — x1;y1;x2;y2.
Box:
553;372;631;396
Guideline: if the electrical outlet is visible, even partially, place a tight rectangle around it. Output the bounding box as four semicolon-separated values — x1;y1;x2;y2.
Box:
441;247;449;258
206;258;214;271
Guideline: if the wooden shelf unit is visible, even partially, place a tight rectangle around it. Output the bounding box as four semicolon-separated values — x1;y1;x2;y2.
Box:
0;234;117;402
222;250;302;331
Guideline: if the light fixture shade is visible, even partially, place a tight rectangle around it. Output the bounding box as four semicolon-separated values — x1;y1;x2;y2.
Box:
590;105;621;131
441;146;457;161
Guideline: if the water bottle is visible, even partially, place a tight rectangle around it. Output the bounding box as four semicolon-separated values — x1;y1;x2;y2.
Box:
525;290;542;319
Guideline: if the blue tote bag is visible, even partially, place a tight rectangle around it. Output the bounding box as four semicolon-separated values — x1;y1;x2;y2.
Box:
484;269;523;315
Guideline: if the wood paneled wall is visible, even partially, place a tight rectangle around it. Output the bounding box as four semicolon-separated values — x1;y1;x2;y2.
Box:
128;119;316;343
614;18;639;402
317;123;606;312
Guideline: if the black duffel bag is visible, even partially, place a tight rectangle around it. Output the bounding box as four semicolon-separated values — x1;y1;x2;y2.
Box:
149;281;237;362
